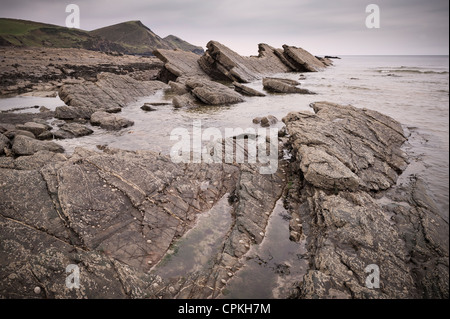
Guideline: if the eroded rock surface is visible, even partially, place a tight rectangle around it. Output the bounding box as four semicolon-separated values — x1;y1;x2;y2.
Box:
59;73;169;112
283;102;449;299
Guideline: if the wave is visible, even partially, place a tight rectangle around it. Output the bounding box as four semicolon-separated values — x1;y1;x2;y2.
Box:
376;69;449;75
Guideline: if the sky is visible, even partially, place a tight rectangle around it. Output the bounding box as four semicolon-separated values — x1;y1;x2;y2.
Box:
1;0;449;56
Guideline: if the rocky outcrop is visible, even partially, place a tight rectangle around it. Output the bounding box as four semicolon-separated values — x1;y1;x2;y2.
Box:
284;102;408;191
11;135;64;156
90;112;134;131
54;123;94;139
153;49;208;83
283;102;448;299
55;106;94;120
0;47;164;96
197;41;329;83
199;41;292;83
263;78;316;94
282;46;327;72
58;73;169;112
171;77;244;107
233;82;266;97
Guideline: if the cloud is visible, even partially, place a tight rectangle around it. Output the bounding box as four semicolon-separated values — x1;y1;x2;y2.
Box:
0;0;448;55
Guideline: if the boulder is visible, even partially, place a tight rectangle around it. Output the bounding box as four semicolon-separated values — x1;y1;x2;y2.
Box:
12;135;64;156
263;78;316;94
15;122;49;137
90;111;134;131
54;123;94;139
58;73;169;111
260;115;278;127
199;41;292;83
233;82;266;97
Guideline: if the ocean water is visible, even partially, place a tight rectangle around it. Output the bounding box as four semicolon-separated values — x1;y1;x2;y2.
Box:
1;56;448;218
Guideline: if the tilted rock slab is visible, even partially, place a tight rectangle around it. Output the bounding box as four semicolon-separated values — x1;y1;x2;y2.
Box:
283;102;448;299
199;41;292;83
58;73;169;112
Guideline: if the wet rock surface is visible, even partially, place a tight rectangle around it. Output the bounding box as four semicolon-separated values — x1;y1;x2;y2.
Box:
0;43;447;300
282;102;448;299
0;47;163;96
263;77;316;94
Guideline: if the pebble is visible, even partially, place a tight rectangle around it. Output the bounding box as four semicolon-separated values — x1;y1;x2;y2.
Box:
147;240;152;244
168;286;175;293
259;232;264;236
147;261;153;265
221;279;227;284
227;272;233;277
34;286;41;294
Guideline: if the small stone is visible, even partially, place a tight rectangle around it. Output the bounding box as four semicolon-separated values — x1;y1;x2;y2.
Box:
147;240;152;244
168;286;175;293
221;279;227;284
227;272;233;277
34;286;41;294
259;232;264;236
147;261;153;265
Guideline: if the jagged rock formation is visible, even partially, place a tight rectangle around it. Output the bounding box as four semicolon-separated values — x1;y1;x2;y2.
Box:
283;102;449;299
153;49;208;83
198;41;329;83
58;73;168;111
0;47;164;96
170;76;244;107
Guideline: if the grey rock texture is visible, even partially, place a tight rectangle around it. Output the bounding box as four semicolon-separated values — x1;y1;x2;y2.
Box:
54;123;94;139
185;77;244;105
233;82;266;97
0;145;286;298
90;111;134;131
171;77;244;107
12;135;64;156
58;73;169;112
283;102;408;192
283;102;448;299
199;41;292;83
153;49;209;83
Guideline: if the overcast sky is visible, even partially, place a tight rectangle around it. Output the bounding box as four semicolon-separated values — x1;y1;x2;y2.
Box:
1;0;448;55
